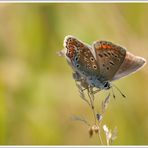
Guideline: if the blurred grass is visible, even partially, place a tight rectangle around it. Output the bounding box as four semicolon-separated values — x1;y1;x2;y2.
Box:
0;3;148;145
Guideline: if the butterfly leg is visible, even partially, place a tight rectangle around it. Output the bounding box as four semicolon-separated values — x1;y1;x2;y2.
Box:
91;89;101;95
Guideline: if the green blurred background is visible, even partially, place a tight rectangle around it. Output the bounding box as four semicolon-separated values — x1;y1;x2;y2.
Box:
0;3;148;145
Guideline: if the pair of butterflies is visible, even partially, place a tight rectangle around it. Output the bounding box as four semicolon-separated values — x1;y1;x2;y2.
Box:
60;35;146;90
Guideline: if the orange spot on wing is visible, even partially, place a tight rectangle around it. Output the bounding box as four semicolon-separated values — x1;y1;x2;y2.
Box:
100;44;112;49
67;46;76;60
102;45;107;49
107;45;111;49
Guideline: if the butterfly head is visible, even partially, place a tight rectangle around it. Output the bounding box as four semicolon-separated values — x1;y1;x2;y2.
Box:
103;81;111;90
87;76;111;90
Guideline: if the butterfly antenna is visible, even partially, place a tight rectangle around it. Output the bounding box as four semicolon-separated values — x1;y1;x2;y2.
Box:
112;84;126;98
111;87;116;99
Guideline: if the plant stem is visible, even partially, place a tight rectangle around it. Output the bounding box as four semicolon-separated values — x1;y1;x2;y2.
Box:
87;89;96;125
98;129;104;145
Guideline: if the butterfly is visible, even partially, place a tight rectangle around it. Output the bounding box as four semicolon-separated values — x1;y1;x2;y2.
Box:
59;35;146;91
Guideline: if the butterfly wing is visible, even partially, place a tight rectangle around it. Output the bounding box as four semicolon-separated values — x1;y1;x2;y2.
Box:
64;35;100;77
92;41;126;82
112;51;146;81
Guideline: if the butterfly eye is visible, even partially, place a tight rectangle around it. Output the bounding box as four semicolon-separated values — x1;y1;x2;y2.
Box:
103;82;110;89
103;82;111;89
104;82;108;88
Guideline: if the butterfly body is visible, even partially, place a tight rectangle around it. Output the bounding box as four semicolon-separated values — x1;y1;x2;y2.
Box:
62;35;146;90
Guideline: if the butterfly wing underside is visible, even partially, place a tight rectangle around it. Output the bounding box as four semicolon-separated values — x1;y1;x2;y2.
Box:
64;36;100;77
92;41;126;82
112;51;146;81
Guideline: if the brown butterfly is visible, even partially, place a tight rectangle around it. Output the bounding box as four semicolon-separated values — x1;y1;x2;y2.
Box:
59;35;146;91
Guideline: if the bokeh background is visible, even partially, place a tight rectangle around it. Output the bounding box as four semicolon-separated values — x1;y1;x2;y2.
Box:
0;3;148;145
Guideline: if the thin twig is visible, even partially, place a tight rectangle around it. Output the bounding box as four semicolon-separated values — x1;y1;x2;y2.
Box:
87;88;96;125
75;81;91;107
98;129;104;145
71;115;91;127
